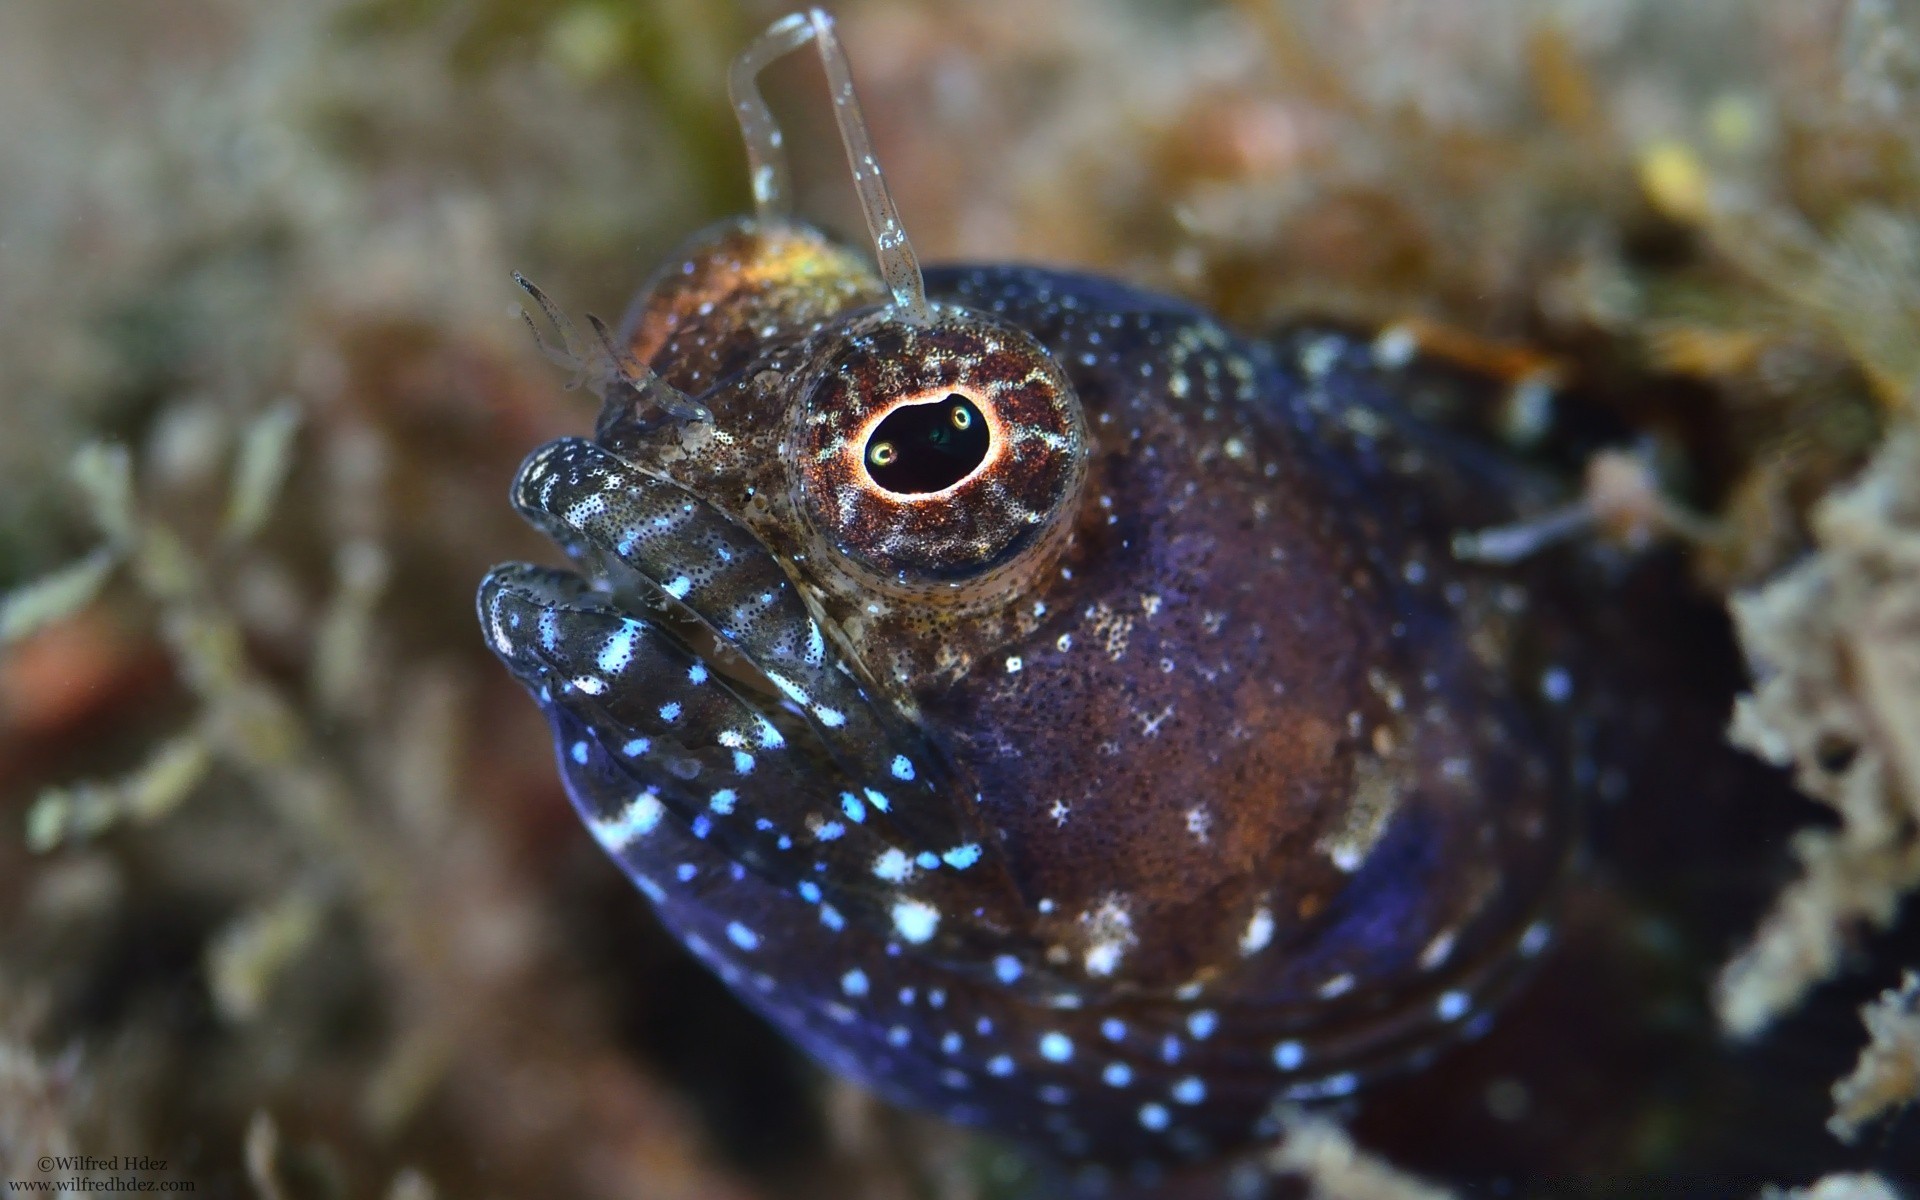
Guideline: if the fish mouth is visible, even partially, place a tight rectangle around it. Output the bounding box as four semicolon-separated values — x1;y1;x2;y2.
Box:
478;434;1030;965
481;435;883;792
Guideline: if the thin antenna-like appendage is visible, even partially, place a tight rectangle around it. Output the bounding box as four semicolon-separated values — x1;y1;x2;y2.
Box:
584;313;712;424
512;273;710;425
726;9;933;323
728;12;812;220
807;10;930;322
513;271;594;389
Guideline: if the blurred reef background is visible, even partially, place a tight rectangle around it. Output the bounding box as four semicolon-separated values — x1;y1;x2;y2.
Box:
3;1;1920;1197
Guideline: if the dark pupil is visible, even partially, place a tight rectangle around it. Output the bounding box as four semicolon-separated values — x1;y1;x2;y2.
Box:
865;395;989;494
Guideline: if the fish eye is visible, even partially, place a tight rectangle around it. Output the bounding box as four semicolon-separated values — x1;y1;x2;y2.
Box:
863;394;991;495
790;308;1089;599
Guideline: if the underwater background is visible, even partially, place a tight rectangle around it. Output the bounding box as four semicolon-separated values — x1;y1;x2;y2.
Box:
3;0;1919;1196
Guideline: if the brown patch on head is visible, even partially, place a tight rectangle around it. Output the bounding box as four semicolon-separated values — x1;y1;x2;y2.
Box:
621;219;885;395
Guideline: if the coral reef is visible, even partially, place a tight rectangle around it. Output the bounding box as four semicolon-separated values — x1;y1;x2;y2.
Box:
1721;433;1920;1042
1831;972;1920;1145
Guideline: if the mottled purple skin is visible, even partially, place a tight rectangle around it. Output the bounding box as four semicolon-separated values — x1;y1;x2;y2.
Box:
479;221;1587;1171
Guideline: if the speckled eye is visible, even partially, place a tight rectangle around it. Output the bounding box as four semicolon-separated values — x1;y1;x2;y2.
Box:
790;308;1088;600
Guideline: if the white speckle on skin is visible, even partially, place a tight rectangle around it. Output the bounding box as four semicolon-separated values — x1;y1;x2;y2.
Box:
841;968;869;997
1006;655;1023;674
1420;929;1458;969
725;922;760;951
1187;1010;1217;1040
1039;1032;1074;1063
1273;1040;1306;1071
1240;907;1275;955
1372;324;1418;368
1139;705;1175;737
1171;1077;1206;1105
873;847;913;882
1541;665;1573;704
1078;896;1137;978
1101;1018;1127;1042
1437;990;1471;1021
1318;973;1355;999
994;955;1023;984
987;1054;1015;1077
1301;336;1342;379
1519;921;1552;957
1139;1102;1170;1132
596;627;637;673
589;791;664;850
891;899;940;943
1103;1062;1133;1087
890;755;915;780
942;843;982;869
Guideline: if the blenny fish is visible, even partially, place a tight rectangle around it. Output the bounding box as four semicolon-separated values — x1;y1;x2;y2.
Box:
480;9;1588;1173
